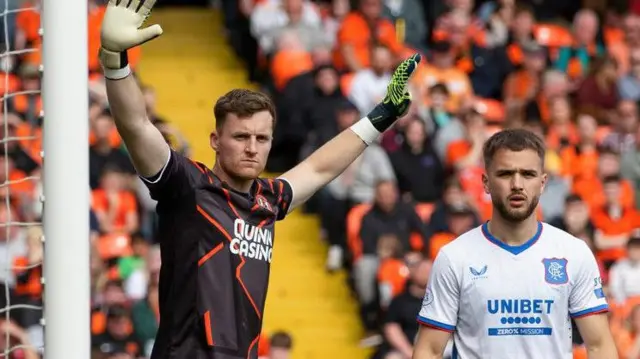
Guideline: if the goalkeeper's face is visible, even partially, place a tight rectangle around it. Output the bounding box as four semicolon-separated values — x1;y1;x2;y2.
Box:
211;111;274;181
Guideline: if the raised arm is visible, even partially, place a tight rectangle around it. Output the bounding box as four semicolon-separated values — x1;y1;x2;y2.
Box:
100;0;167;177
280;54;421;210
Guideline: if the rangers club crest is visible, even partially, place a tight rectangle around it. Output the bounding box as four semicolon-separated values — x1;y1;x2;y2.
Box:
255;195;273;212
542;258;568;285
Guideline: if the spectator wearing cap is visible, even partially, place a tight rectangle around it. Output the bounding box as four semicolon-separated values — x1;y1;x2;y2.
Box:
609;236;640;305
389;117;445;203
348;44;393;117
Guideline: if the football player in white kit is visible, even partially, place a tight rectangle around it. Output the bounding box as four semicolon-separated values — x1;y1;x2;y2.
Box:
412;129;618;359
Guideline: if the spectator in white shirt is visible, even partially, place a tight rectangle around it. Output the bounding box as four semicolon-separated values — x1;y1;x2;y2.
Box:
250;0;322;54
348;45;393;117
609;236;640;305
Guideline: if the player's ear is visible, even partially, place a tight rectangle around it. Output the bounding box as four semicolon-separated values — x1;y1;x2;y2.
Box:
482;173;490;194
209;130;219;152
540;172;548;192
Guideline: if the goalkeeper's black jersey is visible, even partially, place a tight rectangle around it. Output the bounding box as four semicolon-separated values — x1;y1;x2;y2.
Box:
143;150;292;359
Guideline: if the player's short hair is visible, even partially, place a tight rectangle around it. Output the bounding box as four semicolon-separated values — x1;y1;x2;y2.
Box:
214;89;276;130
270;331;293;349
482;128;546;170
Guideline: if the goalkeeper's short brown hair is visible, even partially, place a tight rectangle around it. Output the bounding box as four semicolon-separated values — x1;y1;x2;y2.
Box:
214;89;276;130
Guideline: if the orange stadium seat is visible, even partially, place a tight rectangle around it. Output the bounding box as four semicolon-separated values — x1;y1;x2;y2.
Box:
346;204;371;261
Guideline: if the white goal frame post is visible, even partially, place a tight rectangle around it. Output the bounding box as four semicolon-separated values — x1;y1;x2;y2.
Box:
42;0;90;358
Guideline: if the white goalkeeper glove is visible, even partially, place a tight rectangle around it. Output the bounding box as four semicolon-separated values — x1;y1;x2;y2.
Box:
100;0;163;79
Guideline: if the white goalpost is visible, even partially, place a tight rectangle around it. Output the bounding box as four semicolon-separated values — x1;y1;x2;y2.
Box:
41;0;90;357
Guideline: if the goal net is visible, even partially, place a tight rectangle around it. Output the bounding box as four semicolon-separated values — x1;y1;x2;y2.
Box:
0;0;90;358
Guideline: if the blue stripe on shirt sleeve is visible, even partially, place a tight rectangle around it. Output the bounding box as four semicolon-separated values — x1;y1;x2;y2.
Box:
570;304;609;318
417;315;455;332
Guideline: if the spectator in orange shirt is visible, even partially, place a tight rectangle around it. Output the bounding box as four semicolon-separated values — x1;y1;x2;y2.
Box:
89;112;136;190
445;107;486;171
378;259;432;359
573;147;636;211
92;165;139;235
559;113;600;180
545;96;578;152
412;40;473;113
428;204;476;260
615;304;640;359
503;41;547;114
334;0;403;72
377;233;410;308
592;175;640;268
524;70;571;124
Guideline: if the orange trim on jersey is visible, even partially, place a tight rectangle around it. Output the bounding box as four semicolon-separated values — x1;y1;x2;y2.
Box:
196;205;262;320
247;334;261;359
221;189;242;218
196;205;232;241
198;242;224;267
276;180;284;206
204;310;214;346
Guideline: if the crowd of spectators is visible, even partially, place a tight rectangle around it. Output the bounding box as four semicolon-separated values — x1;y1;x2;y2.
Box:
223;0;640;358
0;1;293;359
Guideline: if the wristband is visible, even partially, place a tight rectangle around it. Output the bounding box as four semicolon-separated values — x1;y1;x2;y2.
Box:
350;117;381;145
103;65;131;80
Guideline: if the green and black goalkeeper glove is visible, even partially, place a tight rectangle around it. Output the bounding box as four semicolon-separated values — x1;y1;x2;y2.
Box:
366;53;421;131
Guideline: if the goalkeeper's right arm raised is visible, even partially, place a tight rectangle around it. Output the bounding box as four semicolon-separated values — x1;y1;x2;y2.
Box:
100;0;167;178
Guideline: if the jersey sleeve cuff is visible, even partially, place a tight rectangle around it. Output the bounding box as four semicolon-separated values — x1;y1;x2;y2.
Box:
140;150;172;184
570;304;609;319
416;315;455;332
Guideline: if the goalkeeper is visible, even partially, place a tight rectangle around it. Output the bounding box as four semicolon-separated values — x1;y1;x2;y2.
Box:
99;0;420;358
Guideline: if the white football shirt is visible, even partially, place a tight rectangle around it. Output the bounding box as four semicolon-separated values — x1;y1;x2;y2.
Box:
418;222;608;359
